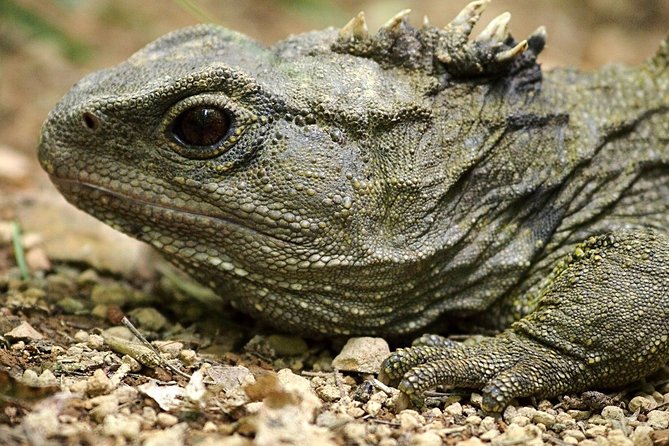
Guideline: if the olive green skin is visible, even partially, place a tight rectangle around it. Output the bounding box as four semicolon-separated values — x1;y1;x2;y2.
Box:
39;13;669;410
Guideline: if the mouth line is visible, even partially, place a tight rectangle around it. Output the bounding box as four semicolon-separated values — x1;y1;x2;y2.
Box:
48;175;292;246
51;175;220;219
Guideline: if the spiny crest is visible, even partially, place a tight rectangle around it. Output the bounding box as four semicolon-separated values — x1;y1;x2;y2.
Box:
332;0;547;78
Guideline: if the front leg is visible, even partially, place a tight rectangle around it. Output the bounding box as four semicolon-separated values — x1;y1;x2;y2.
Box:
379;230;669;412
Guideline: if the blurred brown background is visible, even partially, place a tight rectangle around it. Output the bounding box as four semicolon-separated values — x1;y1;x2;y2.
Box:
1;0;668;175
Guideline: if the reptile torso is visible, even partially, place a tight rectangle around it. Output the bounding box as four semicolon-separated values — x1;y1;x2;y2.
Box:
39;1;669;411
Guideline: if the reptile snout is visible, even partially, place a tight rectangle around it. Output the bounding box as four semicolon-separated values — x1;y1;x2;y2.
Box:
38;92;109;178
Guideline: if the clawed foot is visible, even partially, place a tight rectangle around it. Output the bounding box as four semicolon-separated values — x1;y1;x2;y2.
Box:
379;332;580;412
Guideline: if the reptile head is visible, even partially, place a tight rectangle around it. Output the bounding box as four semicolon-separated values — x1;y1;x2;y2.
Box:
39;3;554;335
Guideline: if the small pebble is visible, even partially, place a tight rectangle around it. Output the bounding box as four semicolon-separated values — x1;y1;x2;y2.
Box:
102;414;141;439
607;428;633;446
87;369;114;396
602;405;625;420
77;269;100;286
154;341;184;357
203;421;218;432
479;428;500;440
516;406;537;419
112;385;139;404
128;307;168;332
316;384;341;402
364;400;382;417
86;334;104;350
89;395;119;423
633;425;654;446
511;415;530;427
465;415;482;426
458;438;485;446
347;406;365;418
74;330;89;343
562;429;586;441
503;405;518;423
479;416;496;433
69;380;88;394
585;425;607;437
629;395;658;412
56;297;86;314
555;412;577;428
22;369;39;386
101;326;135;340
5;321;44;341
496;424;542;446
343;423;367;443
142;406;157;426
91;284;133;306
91;304;109;319
37;369;58;386
444;402;463;417
646;410;669;429
26;248;51;272
567;409;591;420
470;393;483;407
331;337;390;374
410;431;441;446
157;412;179;427
532;410;556;427
398;410;423;430
178;349;197;365
142;423;187;446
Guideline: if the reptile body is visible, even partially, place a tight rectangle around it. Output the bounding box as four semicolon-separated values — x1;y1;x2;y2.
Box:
38;1;669;411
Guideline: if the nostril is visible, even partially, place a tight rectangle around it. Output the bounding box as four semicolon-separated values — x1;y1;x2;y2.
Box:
82;111;100;131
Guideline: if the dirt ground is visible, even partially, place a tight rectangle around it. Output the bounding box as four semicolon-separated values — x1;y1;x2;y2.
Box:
1;1;669;445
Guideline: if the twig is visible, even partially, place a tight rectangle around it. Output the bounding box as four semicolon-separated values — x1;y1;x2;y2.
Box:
301;371;335;377
366;418;401;427
117;316;191;379
333;367;347;399
369;378;397;395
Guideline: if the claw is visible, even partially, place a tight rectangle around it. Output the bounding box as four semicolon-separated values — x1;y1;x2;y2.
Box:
381;9;411;33
495;39;528;62
339;11;368;41
475;11;511;44
446;0;491;36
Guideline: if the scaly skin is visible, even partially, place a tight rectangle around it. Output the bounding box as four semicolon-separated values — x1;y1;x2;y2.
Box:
38;2;669;411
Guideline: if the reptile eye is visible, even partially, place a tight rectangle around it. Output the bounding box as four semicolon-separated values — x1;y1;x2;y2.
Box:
172;106;231;147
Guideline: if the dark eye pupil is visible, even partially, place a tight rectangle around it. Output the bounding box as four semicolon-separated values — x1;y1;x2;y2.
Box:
173;106;230;147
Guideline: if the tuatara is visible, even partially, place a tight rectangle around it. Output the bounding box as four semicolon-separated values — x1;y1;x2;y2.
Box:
38;1;669;412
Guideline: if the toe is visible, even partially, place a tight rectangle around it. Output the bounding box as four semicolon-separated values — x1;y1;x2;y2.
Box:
379;344;465;386
397;355;505;407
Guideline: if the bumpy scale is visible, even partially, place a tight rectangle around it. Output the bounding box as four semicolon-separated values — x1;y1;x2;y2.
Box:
38;0;669;411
